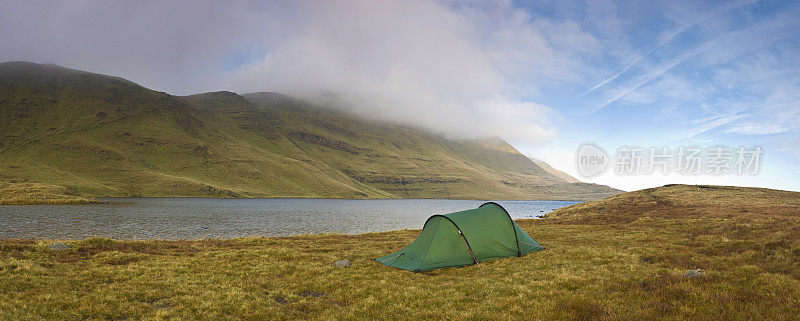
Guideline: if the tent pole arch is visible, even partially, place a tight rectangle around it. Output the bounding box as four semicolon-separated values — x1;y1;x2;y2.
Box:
480;202;521;257
425;214;479;265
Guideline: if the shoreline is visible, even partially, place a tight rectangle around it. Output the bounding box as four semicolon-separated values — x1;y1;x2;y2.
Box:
0;217;546;242
0;198;105;205
0;195;593;205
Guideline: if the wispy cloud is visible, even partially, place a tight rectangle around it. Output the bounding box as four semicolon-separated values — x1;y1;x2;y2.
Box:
669;112;748;141
725;100;800;135
581;0;760;96
587;4;800;113
590;42;711;113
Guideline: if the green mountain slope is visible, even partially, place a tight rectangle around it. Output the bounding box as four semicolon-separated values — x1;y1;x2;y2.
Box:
0;62;621;200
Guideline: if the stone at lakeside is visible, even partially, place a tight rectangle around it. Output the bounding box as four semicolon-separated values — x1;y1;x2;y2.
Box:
47;242;69;251
333;259;351;268
681;269;707;278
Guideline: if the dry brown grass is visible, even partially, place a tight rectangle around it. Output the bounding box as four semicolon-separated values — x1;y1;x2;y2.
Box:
0;184;798;319
547;184;800;222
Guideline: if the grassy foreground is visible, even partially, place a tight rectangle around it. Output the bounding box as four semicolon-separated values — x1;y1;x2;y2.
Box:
1;184;799;319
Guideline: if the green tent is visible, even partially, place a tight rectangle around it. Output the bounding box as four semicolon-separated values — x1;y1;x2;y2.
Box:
376;202;544;272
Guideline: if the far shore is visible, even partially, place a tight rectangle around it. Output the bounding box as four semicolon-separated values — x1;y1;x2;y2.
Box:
1;195;594;205
0;181;620;206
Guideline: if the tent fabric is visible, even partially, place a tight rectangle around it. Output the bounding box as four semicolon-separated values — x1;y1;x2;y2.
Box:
376;202;544;272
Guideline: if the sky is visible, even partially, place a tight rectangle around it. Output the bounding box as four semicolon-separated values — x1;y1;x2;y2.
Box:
1;0;799;192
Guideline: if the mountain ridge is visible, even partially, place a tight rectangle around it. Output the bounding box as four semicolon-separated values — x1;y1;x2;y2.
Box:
0;62;621;200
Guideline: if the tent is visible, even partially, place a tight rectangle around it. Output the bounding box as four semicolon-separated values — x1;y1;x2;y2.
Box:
376;202;544;272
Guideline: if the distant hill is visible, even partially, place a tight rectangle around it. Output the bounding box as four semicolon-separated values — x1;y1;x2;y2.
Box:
0;62;621;200
547;184;800;222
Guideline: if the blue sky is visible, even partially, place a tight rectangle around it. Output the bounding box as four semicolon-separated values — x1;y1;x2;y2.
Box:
1;0;798;191
505;0;800;191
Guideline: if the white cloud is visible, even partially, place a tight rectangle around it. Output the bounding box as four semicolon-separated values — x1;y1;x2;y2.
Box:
4;0;799;193
0;0;268;93
223;0;596;142
0;0;602;145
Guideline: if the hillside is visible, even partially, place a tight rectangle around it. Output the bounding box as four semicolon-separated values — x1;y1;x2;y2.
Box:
0;62;621;200
547;184;800;222
2;185;798;319
529;157;580;183
0;182;99;205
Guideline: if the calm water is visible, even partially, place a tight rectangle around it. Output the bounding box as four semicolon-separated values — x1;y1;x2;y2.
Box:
0;198;579;239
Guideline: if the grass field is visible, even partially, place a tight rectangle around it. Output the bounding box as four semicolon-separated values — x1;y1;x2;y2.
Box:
0;182;99;205
1;184;798;319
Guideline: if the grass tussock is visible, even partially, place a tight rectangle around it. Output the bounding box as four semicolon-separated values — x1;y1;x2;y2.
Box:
1;184;799;319
0;182;100;205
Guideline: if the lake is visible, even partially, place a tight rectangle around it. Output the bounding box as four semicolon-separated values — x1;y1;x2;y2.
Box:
0;198;580;239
